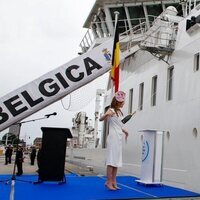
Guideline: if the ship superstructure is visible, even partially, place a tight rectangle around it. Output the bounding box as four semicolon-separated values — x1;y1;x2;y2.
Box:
68;0;200;194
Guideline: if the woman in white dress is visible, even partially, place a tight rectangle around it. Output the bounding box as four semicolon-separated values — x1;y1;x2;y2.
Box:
99;91;128;190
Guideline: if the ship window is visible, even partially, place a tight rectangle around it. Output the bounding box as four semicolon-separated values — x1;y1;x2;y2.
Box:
138;82;144;110
151;75;157;106
192;128;198;138
194;52;200;72
167;66;174;101
146;4;163;22
166;131;170;140
127;6;145;27
128;88;134;113
110;7;127;34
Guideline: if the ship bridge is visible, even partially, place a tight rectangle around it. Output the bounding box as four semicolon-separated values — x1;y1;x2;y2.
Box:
79;0;185;61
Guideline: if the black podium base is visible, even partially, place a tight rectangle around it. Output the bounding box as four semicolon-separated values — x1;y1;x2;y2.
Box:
33;175;66;185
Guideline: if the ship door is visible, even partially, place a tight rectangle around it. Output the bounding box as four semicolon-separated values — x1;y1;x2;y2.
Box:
102;106;110;148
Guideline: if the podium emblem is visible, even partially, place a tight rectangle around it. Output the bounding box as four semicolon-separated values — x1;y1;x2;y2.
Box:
142;140;149;162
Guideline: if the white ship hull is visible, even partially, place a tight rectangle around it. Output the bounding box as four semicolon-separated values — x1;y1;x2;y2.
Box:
67;0;200;194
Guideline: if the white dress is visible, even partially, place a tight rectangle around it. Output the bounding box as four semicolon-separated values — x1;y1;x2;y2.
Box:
106;108;123;167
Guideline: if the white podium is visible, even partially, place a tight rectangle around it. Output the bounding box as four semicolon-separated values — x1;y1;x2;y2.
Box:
136;130;164;185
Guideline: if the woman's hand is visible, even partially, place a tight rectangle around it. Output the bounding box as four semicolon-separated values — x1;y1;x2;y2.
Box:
106;109;114;117
125;131;128;140
99;109;114;121
123;129;129;142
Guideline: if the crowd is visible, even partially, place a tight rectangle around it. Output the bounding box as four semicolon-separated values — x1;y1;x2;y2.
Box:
3;144;41;176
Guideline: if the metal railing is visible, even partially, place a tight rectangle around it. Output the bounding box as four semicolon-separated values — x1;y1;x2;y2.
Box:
79;15;178;56
139;21;178;53
79;16;157;53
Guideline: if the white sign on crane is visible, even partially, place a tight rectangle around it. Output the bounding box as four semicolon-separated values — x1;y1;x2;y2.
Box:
0;39;114;132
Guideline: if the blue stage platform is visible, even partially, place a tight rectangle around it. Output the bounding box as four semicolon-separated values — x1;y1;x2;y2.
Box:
0;174;199;200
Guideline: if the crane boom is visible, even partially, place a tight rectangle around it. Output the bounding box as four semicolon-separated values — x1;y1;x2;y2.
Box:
0;39;114;132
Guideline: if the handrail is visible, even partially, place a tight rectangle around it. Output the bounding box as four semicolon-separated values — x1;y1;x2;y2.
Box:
79;16;157;53
79;15;178;55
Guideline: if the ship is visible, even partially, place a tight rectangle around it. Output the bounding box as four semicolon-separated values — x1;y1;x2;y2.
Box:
1;0;200;199
67;0;200;194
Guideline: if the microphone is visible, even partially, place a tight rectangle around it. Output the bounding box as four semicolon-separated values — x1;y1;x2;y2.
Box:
121;111;136;124
45;112;57;118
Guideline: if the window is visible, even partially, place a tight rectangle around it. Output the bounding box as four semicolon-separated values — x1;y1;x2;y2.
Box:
151;75;157;106
128;6;145;27
167;66;174;101
129;88;133;113
146;4;163;22
194;52;200;72
138;83;144;110
109;7;127;34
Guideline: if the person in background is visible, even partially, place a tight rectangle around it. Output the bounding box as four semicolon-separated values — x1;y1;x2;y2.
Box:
99;91;129;190
30;146;37;165
15;145;24;176
36;144;42;173
5;145;13;165
5;146;9;165
8;145;13;164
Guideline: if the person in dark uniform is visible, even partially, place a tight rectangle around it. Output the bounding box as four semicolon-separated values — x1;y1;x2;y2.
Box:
36;144;43;183
5;145;13;165
5;146;9;165
8;145;13;164
15;145;24;176
30;146;36;165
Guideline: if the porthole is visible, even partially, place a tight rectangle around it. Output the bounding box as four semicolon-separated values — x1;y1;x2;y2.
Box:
140;134;143;141
166;131;170;140
192;128;198;138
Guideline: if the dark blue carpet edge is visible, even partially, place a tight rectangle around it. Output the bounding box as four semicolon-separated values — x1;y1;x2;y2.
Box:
116;176;200;198
0;174;199;200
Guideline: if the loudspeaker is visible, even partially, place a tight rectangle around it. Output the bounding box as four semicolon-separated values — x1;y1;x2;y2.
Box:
39;127;72;183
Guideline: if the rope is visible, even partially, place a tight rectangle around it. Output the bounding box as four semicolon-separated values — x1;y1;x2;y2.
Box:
60;94;71;110
60;73;109;111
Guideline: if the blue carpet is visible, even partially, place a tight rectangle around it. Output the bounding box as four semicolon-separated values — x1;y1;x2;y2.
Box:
0;174;199;200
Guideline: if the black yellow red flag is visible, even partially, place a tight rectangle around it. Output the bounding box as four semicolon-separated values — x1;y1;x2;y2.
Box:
111;21;120;92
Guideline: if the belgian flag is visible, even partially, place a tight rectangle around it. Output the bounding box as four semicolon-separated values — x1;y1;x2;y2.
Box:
111;21;120;92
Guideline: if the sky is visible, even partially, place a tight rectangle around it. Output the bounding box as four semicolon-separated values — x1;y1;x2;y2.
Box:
0;0;108;144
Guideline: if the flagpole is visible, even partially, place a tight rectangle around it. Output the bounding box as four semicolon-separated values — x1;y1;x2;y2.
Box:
114;11;120;29
110;11;120;100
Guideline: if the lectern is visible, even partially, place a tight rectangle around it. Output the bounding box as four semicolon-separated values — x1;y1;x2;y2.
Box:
136;130;164;185
38;127;72;183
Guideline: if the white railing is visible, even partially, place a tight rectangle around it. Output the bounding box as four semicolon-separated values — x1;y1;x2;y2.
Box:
79;16;157;53
139;21;178;52
119;21;153;52
79;15;178;56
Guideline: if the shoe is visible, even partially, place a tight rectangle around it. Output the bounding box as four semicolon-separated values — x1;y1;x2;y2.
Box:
105;183;117;191
113;184;121;190
112;182;121;190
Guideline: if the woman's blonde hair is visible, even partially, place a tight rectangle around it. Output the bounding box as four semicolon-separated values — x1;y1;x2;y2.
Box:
110;97;123;117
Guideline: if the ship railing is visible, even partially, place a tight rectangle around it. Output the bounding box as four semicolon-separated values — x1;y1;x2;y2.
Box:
139;22;178;55
79;29;96;53
119;16;157;37
79;16;157;53
119;21;155;52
